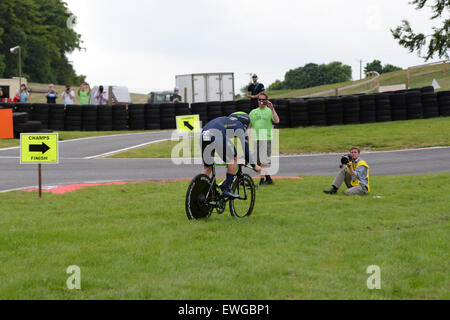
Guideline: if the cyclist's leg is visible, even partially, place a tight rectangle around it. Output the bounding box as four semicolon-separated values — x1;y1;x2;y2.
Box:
201;137;215;176
222;140;239;198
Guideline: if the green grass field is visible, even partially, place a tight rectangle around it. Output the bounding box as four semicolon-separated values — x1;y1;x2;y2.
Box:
108;118;450;159
0;174;448;299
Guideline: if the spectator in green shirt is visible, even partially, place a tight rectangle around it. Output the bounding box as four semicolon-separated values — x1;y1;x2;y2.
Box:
249;93;280;186
77;83;91;105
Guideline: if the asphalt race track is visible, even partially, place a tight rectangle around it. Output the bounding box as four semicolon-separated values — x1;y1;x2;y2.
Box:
0;132;449;192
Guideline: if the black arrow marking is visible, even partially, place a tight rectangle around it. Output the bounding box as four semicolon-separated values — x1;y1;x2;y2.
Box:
184;121;194;131
29;142;51;155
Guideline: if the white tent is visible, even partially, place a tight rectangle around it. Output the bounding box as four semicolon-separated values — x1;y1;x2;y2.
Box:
89;86;131;104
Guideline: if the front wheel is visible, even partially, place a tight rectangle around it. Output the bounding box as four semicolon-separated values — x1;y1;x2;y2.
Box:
229;174;256;218
185;174;214;220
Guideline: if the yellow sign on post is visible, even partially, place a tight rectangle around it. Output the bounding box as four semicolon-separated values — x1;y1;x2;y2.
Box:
176;115;201;134
20;133;59;164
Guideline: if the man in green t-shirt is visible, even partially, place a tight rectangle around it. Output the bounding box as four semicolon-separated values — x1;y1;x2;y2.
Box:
249;93;280;186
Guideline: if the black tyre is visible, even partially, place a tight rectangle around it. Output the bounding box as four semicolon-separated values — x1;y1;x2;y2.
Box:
229;174;256;218
13;112;29;124
274;101;291;128
185;174;214;220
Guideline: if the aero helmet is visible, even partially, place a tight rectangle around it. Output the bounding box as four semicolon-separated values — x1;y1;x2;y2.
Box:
229;112;251;129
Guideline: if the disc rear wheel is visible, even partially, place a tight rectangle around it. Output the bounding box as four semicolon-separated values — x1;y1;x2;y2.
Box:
186;174;214;220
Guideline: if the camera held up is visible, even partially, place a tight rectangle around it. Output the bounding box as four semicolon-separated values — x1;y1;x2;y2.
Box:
340;154;352;168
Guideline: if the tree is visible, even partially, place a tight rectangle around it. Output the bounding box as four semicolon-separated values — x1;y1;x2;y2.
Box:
391;0;450;61
364;60;403;74
268;80;284;91
0;0;84;84
280;62;352;89
364;60;383;74
382;64;403;73
322;61;352;84
284;63;326;89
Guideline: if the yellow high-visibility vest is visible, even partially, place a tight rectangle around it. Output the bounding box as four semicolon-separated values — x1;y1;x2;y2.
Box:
347;160;371;193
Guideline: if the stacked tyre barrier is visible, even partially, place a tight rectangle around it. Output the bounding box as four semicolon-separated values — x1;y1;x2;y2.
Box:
289;99;309;127
128;104;145;130
13;112;42;138
307;98;327;127
82;105;98;131
97;105;113;131
437;91;450;116
374;93;392;122
159;103;176;130
421;92;440;119
207;101;223;122
325;97;344;126
113;104;129;131
421;86;435;93
49;104;66;131
145;104;161;130
65;105;82;131
389;93;408;121
342;95;360;124
222;101;237;117
405;91;423;120
272;99;291;128
190;103;208;126
14;103;33;115
1;87;449;136
358;94;377;123
235;100;252;114
175;103;191;117
32;104;50;129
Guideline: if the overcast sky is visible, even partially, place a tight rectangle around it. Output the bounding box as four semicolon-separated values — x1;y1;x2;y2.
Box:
65;0;446;94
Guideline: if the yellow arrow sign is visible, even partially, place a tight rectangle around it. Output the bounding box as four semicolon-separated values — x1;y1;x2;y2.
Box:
20;133;59;164
176;115;201;134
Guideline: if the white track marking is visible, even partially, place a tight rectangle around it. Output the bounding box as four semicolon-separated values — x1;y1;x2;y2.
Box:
0;131;172;152
83;139;171;159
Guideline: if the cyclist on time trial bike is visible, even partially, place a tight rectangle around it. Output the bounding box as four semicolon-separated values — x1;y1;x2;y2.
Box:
201;112;262;199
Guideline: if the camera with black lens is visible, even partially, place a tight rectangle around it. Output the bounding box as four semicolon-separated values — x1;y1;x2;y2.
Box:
341;154;352;166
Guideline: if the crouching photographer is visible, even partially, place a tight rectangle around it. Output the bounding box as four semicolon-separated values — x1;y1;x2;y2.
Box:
324;147;370;196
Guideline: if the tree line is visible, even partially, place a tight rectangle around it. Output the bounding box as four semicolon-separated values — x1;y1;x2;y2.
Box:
269;61;353;91
0;0;84;85
267;59;403;91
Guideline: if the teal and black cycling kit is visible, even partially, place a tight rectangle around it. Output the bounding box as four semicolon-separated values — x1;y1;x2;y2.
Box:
201;114;254;167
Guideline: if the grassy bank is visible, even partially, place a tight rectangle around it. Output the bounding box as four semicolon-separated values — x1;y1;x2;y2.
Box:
108;118;450;159
0;174;448;299
267;62;450;99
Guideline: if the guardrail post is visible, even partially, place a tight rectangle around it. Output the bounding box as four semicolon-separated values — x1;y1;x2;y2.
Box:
406;68;411;89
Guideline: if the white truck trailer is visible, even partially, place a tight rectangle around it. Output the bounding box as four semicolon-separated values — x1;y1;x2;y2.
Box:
175;73;235;104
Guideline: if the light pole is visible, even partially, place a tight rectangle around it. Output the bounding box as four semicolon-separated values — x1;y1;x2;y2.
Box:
10;46;22;88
